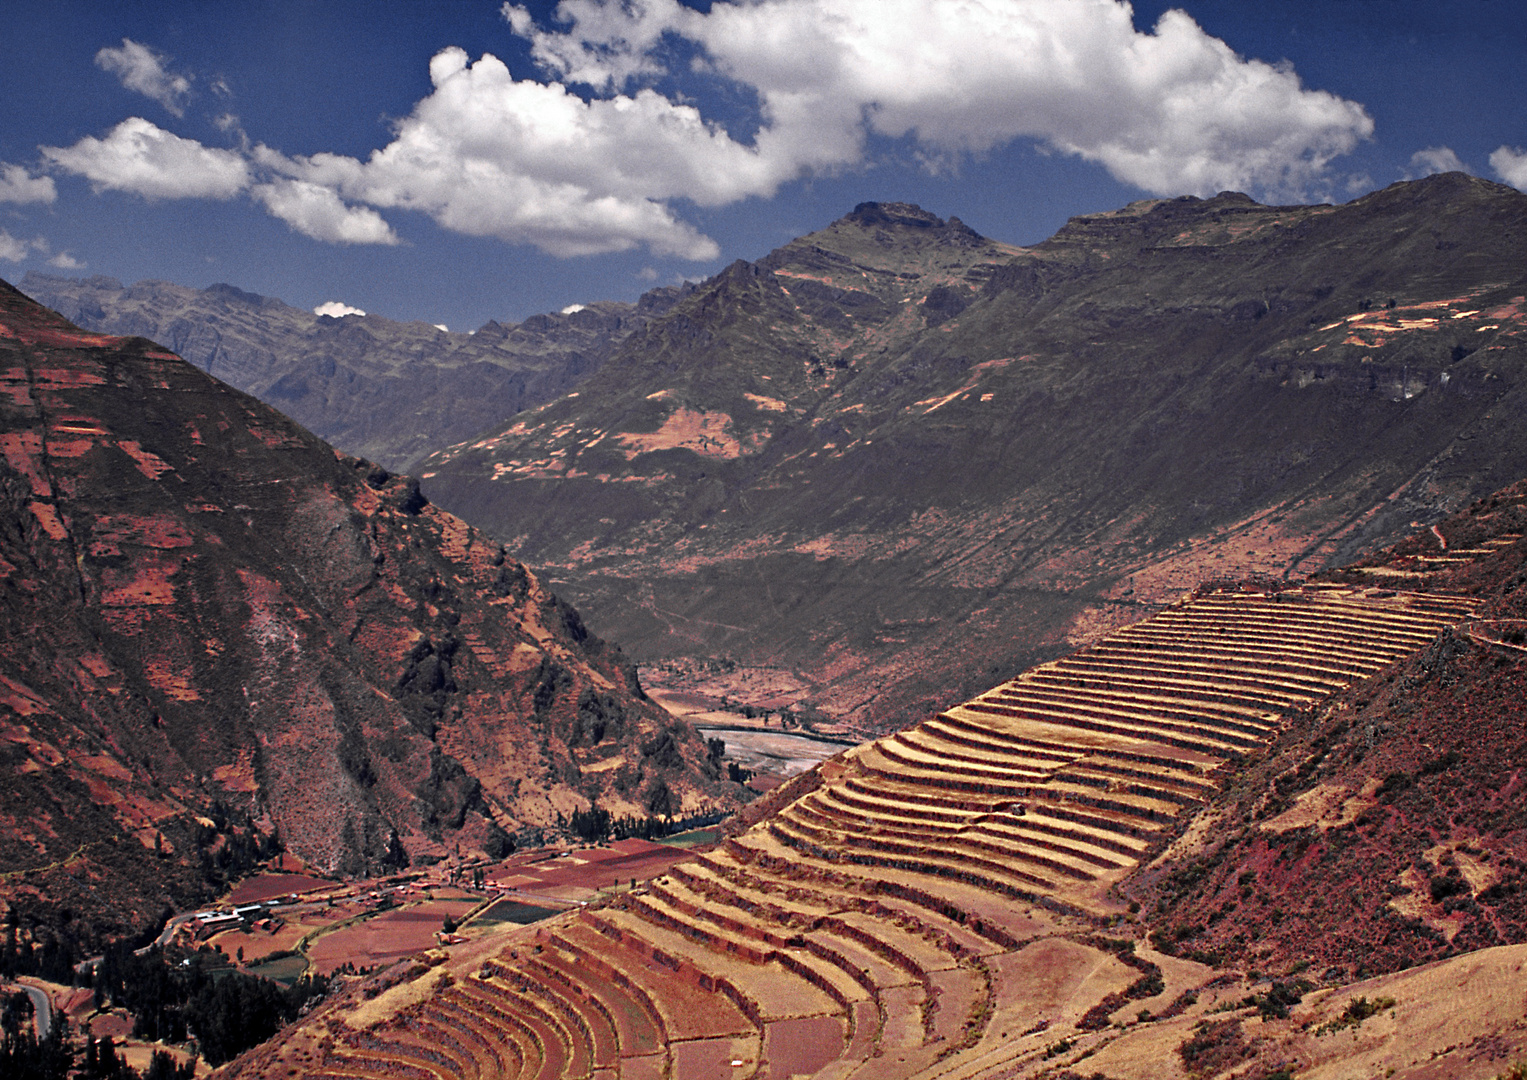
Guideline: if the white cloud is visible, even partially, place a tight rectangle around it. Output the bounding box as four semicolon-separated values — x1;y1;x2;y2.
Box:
48;252;86;270
251;177;399;245
265;47;731;257
502;0;1374;203
0;230;33;263
40;120;399;248
42;117;250;200
314;301;366;318
1490;146;1527;191
95;39;192;117
51;0;1375;262
0;163;56;205
1407;146;1467;178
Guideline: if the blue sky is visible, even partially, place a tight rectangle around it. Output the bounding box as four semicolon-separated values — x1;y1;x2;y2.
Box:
1;1;1524;332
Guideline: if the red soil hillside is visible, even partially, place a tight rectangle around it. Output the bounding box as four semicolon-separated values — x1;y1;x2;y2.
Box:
1134;481;1527;981
0;277;740;935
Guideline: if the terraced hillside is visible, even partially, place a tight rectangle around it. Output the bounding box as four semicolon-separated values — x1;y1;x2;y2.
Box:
234;576;1503;1080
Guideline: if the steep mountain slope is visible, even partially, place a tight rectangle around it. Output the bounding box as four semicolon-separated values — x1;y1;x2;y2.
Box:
19;274;690;471
0;278;737;934
419;175;1527;732
1135;481;1527;979
229;501;1527;1080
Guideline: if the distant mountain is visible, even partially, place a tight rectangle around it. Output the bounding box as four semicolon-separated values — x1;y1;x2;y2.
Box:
0;278;738;935
418;175;1527;733
19;273;691;471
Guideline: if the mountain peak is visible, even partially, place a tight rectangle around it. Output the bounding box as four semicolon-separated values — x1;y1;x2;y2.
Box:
841;200;988;244
846;201;942;227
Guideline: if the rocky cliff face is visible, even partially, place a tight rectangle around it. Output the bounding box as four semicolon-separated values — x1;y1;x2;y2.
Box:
0;278;737;932
418;175;1527;732
18;274;690;471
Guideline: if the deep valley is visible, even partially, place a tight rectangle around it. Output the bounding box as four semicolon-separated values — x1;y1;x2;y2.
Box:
4;173;1527;1080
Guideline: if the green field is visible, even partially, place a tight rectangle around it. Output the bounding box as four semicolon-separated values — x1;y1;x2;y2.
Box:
472;900;562;926
245;952;309;986
655;828;717;848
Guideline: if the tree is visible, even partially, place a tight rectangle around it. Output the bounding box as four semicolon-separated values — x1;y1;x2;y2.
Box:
381;829;410;871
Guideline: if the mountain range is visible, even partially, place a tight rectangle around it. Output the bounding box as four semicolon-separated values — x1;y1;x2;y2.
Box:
19;273;691;472
0;278;736;937
414;174;1527;731
29;175;1527;737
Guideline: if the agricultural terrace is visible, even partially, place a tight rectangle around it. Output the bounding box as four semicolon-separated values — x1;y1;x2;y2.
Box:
247;582;1478;1080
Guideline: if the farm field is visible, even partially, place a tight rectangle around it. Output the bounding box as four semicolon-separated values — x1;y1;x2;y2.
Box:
484;838;703;902
193;845;704;989
225;872;335;905
304;898;483;976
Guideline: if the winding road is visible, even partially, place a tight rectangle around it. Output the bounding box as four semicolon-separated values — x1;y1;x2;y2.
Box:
2;980;52;1039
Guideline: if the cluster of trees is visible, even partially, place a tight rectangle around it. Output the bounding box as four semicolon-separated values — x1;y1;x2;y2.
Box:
0;911;84;984
83;1034;196;1080
193;801;284;888
1;992;72;1080
569;804;612;842
569;802;679;842
565;804;728;843
95;943;328;1065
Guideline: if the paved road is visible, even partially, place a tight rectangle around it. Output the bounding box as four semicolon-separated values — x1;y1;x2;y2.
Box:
2;981;52;1039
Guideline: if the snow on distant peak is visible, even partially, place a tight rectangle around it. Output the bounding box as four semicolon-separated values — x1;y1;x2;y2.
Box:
561;303;585;315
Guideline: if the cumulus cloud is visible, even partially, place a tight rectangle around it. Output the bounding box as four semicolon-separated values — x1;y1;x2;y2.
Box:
42;117;249;200
1491;146;1527;191
50;0;1375;260
314;301;366;318
263;47;730;257
1406;146;1467;178
503;0;1374;201
251;177;399;245
0;232;85;268
0;230;34;263
95;39;193;117
40;119;401;247
0;163;57;205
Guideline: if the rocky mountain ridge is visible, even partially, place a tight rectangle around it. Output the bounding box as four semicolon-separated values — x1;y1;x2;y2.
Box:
0;277;738;935
418;174;1527;732
19;273;692;471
